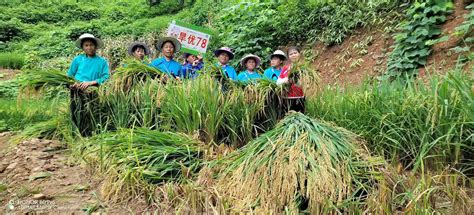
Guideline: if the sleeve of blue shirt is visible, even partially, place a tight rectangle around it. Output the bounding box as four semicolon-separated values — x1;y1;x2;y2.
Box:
181;63;191;79
96;59;109;85
227;66;238;80
67;56;80;78
237;72;247;83
196;62;204;70
174;63;183;78
263;68;273;80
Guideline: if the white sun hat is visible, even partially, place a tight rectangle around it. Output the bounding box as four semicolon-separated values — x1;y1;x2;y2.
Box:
75;33;104;49
270;50;287;60
240;54;261;68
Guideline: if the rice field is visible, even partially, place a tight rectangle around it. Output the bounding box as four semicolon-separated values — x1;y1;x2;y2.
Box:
1;61;473;213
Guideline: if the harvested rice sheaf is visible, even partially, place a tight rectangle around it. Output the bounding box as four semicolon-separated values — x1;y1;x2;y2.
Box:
90;128;203;183
19;69;75;90
213;112;386;212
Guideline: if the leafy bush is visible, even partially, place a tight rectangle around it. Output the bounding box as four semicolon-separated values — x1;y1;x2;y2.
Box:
0;18;28;43
0;79;20;98
216;2;279;68
385;0;453;79
0;52;25;69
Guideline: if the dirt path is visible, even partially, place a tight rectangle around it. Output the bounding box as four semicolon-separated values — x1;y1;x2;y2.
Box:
0;132;129;214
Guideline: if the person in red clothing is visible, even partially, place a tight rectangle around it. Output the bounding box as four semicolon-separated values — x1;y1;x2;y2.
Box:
276;46;305;113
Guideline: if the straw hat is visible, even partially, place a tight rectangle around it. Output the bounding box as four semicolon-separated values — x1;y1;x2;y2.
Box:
270;50;287;61
214;47;235;60
240;54;261;68
155;37;181;52
75;33;103;49
128;42;150;56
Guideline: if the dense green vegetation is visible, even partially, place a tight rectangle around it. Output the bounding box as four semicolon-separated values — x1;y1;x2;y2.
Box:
386;0;453;79
0;0;472;213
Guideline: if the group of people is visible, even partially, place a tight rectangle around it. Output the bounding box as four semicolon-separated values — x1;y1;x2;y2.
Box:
67;33;305;135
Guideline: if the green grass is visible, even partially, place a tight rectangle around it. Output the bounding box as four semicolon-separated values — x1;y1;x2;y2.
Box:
0;53;24;69
0;98;59;132
307;71;474;172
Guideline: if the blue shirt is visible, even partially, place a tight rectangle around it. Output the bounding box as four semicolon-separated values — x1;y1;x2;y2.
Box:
263;67;281;81
237;71;262;83
151;57;182;77
67;54;109;84
216;63;237;80
182;62;203;79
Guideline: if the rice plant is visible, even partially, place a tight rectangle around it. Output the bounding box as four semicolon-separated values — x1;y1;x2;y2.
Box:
211;112;386;213
307;71;474;172
110;59;165;93
79;128;203;201
18;69;74;91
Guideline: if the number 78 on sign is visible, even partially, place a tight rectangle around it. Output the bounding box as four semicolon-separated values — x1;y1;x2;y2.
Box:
167;20;212;56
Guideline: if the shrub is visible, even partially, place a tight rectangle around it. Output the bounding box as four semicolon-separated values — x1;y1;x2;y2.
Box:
0;18;28;42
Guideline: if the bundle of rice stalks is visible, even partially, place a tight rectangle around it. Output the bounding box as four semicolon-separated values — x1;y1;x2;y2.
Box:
15;113;73;142
212;112;386;213
111;59;164;92
19;69;75;91
90;128;203;183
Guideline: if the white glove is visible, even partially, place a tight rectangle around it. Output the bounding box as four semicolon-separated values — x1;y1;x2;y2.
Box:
276;77;289;85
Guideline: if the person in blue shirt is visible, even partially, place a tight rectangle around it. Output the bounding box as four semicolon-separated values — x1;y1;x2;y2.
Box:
67;33;109;136
181;53;203;79
237;54;263;84
68;33;109;90
151;37;182;79
263;50;287;82
214;47;237;80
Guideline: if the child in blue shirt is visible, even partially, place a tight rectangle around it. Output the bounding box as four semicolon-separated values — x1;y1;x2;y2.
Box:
263;50;287;82
237;54;262;84
151;37;183;79
214;47;237;80
181;53;203;79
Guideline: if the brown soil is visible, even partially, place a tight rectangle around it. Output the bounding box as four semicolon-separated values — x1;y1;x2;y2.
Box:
0;69;19;81
0;132;135;214
313;26;393;87
313;1;472;87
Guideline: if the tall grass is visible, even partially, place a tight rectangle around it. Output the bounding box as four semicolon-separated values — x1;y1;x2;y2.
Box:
307;71;474;172
0;98;59;132
0;53;24;69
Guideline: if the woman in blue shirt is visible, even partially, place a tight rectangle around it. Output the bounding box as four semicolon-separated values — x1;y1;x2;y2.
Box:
263;50;287;82
68;33;109;90
237;54;262;84
214;47;237;80
67;33;109;136
151;37;182;79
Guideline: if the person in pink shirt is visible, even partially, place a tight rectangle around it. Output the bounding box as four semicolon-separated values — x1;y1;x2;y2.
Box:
276;46;305;113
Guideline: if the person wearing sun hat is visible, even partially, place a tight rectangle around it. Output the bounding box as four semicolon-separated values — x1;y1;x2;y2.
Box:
181;52;203;79
151;37;183;78
67;33;109;136
237;54;263;84
214;47;237;80
264;50;286;82
128;41;150;62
